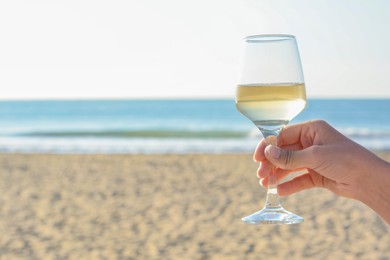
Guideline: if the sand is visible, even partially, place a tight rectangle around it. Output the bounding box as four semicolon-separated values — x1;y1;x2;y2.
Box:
0;153;389;259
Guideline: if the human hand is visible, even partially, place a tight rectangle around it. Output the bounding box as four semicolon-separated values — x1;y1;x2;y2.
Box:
254;120;388;201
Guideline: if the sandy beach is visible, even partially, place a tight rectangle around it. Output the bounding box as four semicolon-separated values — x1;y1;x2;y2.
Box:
0;153;389;259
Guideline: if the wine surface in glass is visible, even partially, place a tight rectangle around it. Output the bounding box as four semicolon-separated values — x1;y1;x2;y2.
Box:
236;83;306;127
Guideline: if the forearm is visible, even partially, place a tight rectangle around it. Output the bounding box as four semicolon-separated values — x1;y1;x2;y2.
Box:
358;158;390;225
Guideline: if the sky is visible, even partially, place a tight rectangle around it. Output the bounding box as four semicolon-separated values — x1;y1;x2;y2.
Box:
0;0;390;99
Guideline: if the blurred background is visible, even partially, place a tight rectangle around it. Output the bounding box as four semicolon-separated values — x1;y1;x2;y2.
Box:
0;1;390;259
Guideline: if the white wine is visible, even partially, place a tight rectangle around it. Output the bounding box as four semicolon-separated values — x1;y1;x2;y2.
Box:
236;83;306;126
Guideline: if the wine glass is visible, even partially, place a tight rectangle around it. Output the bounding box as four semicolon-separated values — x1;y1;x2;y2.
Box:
236;34;306;224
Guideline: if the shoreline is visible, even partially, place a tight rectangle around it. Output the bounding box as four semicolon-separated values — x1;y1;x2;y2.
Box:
0;153;389;259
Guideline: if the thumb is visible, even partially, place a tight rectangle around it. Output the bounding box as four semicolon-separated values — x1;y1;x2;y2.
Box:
264;145;312;170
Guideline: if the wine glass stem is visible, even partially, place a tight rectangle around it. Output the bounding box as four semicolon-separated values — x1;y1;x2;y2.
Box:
265;166;282;210
261;130;283;210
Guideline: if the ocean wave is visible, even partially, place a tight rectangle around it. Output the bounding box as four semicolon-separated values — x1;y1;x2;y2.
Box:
1;133;390;153
16;127;387;141
339;127;390;138
15;130;248;139
0;137;257;154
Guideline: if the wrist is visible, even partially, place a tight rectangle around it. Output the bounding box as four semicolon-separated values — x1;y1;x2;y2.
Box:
357;159;390;225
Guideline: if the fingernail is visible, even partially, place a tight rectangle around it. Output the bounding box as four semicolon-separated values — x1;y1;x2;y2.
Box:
259;179;263;187
266;145;281;159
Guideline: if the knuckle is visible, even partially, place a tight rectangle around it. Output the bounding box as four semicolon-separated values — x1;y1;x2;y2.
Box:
283;149;294;168
310;119;329;131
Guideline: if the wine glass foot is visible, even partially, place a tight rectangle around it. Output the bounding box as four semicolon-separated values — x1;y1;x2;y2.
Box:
242;207;303;225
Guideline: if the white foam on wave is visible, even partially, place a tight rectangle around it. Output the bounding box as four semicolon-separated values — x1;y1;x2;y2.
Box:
0;137;258;154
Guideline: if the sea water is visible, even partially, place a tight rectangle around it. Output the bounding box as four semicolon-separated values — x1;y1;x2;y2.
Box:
0;99;388;153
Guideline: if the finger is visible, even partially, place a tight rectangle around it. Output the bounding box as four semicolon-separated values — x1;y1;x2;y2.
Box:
253;138;267;162
265;145;319;170
257;161;299;179
278;123;306;147
259;177;267;187
257;160;273;178
278;142;304;152
278;121;312;148
259;168;307;185
259;176;283;188
277;171;325;196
